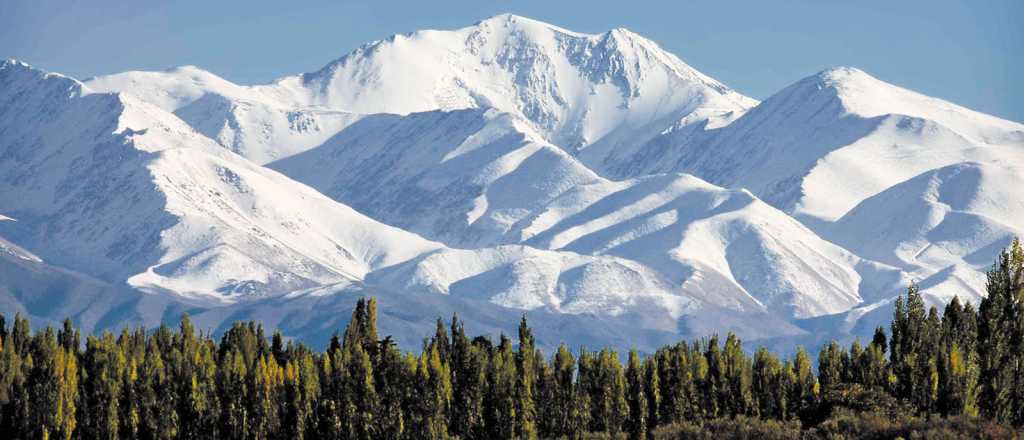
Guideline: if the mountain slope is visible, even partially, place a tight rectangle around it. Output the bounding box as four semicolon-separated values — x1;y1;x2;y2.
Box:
594;66;1023;308
608;67;1024;221
515;173;907;318
824;161;1024;301
0;60;442;302
272;110;907;320
271;108;603;247
84;66;365;164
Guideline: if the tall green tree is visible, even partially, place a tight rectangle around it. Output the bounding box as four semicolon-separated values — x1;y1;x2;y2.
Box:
218;348;249;440
817;341;846;391
515;316;538;440
642;356;660;436
705;336;726;419
448;313;477;438
891;282;935;410
344;343;378;440
752;347;785;419
721;333;753;416
785;347;817;419
80;332;126;440
625;350;648;440
543;344;576;438
486;336;517;439
978;238;1024;424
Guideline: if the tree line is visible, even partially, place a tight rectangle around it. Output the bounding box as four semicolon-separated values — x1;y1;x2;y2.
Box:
0;239;1021;439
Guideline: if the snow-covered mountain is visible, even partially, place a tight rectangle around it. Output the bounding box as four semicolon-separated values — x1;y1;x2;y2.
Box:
608;67;1023;220
271;108;603;247
825;161;1024;302
271;113;906;320
0;60;442;302
275;14;757;156
1;58;812;345
598;65;1023;306
84;65;365;164
2;15;1021;352
85;14;755;165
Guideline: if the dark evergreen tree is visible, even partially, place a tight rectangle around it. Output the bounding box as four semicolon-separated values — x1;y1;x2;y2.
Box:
871;325;888;355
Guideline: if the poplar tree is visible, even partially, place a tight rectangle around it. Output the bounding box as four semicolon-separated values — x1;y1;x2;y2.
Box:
978;238;1024;424
786;347;817;418
722;333;753;416
283;350;319;440
486;335;517;439
81;332;125;440
515;316;538;440
704;336;723;419
575;348;596;433
0;320;25;434
891;282;930;407
218;348;249;440
817;341;846;391
625;350;648;440
344;343;378;440
449;313;473;438
545;344;576;438
642;356;660;435
752;347;785;419
592;348;627;435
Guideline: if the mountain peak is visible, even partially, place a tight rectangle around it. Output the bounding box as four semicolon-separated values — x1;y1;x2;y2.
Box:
606;26;641;39
283;14;754;152
1;59;31;70
817;65;868;79
812;66;882;90
163;64;209;74
793;65;1022;134
474;13;585;37
0;59;85;98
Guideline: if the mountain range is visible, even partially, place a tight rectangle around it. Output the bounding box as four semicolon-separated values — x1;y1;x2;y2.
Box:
1;14;1021;353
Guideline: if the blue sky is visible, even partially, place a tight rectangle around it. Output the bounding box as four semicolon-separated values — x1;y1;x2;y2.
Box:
3;0;1021;121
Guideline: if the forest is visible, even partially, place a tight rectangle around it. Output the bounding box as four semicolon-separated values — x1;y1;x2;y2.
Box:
0;240;1021;439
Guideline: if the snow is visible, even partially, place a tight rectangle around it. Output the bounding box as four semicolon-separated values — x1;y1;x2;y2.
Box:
0;235;42;263
85;66;367;164
825;161;1024;299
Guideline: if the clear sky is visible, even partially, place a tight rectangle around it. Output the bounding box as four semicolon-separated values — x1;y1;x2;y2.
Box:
3;0;1021;121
